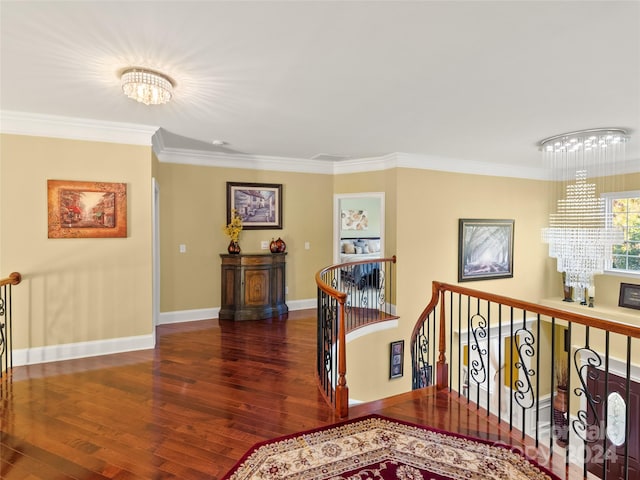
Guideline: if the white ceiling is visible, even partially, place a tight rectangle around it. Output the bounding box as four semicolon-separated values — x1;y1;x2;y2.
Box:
1;1;639;175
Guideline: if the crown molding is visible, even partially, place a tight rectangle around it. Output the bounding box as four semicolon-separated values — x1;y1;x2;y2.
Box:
331;153;399;175
155;145;334;174
1;111;560;179
395;152;550;180
0;110;158;146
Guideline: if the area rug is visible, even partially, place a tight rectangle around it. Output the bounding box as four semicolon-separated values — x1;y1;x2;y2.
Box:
222;414;560;480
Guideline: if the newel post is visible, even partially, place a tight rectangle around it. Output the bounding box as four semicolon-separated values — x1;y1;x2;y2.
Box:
335;301;349;417
436;289;449;390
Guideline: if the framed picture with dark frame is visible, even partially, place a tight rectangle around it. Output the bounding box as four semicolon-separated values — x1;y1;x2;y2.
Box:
458;219;514;282
226;182;283;230
47;179;127;238
619;283;640;310
390;340;404;379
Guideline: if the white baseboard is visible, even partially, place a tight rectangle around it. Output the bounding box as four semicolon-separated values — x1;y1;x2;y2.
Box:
286;298;316;311
12;334;155;367
158;307;219;325
157;299;316;325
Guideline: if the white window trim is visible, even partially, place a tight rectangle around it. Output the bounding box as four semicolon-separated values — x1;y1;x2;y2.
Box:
602;190;640;278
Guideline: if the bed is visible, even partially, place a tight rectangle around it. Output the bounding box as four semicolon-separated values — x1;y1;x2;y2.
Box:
339;237;382;289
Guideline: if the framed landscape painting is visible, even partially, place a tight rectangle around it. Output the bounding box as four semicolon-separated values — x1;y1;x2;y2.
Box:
227;182;282;230
47;179;127;238
458;219;514;281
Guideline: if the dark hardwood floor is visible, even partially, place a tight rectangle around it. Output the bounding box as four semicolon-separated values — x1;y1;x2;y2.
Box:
1;309;571;479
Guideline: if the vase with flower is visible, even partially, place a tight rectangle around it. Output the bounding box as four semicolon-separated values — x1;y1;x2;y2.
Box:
223;209;243;254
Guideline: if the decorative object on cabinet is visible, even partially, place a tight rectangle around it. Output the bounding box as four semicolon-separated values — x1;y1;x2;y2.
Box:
223;208;243;253
458;219;514;282
269;238;278;253
219;253;288;321
275;237;286;253
47;179;127;238
227;182;282;230
227;241;241;254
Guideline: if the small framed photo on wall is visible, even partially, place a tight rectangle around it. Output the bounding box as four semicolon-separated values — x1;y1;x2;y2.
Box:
390;340;404;379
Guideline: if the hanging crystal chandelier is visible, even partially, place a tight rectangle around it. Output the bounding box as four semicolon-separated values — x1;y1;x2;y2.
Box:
121;68;173;105
540;128;629;298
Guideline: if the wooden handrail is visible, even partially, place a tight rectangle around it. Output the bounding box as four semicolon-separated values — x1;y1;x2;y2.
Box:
314;270;348;304
0;272;21;287
315;256;397;417
432;281;640;339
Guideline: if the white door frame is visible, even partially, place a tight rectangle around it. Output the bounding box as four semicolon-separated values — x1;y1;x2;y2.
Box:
152;177;160;345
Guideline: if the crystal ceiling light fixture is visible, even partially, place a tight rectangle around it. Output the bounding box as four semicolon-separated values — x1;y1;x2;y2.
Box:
540;128;630;301
121;68;173;105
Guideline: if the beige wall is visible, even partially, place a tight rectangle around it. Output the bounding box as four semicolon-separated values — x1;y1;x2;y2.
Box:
2;131;637;403
347;168;554;400
348;168;640;402
156;163;334;312
0;134;153;349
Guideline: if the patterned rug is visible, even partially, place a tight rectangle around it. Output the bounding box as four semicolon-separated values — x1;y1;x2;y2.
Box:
222;414;560;480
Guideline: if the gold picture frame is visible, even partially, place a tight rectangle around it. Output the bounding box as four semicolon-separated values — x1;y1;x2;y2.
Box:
47;179;127;238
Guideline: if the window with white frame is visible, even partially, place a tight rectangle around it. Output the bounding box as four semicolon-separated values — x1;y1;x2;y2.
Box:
605;191;640;274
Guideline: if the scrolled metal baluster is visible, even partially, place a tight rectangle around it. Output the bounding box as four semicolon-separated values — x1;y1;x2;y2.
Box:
360;289;369;309
413;327;430;388
377;270;386;306
469;314;488;385
513;328;536;409
0;297;5;359
572;347;602;443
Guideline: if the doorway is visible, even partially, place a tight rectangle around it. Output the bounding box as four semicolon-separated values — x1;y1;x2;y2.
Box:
333;192;385;264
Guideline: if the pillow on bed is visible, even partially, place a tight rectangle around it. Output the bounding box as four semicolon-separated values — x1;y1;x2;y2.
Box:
355;246;363;254
343;241;356;254
368;239;380;253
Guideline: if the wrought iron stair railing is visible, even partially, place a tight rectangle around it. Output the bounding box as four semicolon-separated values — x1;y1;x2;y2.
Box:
411;281;640;480
1;272;22;377
315;256;397;417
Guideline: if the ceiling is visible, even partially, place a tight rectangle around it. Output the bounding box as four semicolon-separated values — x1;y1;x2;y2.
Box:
1;1;639;174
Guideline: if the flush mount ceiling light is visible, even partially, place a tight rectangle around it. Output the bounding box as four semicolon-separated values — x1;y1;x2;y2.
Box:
121;68;173;105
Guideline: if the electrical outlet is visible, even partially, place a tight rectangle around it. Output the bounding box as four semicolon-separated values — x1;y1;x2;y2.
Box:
285;286;288;294
261;240;268;250
179;244;186;253
304;241;310;250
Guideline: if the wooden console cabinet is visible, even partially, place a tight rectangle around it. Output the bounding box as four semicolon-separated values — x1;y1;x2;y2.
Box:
219;253;288;321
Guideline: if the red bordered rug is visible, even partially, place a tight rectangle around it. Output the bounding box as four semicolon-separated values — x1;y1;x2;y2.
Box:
222;414;560;480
